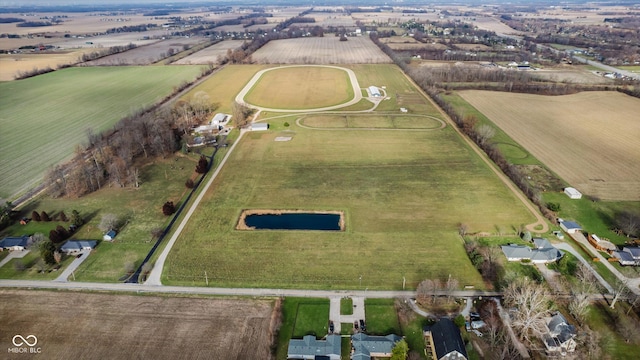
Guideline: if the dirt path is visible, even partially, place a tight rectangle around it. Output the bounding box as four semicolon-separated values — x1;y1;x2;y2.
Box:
400;73;549;233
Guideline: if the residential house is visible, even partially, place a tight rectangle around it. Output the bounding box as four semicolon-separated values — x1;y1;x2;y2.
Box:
60;240;97;254
287;335;341;360
424;318;468;360
623;246;640;261
210;113;230;126
351;333;402;360
501;239;563;264
103;230;117;241
542;313;577;355
612;250;637;266
0;235;30;251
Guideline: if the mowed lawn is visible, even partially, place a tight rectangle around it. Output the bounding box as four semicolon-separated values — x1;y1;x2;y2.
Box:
244;66;352;109
0;65;204;200
163;123;534;289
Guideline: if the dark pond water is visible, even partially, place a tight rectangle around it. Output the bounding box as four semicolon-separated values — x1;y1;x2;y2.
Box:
244;213;341;230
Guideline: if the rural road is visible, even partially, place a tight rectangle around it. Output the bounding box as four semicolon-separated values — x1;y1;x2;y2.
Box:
235;65;364;112
145;129;247;286
553;243;614;293
0;279;503;298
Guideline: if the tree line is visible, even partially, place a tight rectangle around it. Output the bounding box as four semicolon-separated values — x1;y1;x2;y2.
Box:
45;86;216;198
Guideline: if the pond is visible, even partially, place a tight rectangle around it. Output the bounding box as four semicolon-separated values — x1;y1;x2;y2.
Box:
241;212;343;231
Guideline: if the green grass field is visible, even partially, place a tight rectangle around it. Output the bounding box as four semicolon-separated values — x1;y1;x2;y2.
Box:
365;299;401;335
276;297;329;360
244;66;352;109
0;65;204;200
0;153;206;282
161;65;534;290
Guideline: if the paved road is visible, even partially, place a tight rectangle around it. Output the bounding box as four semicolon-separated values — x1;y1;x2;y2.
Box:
145;129;248;286
0;279;503;298
235;65;364;112
554;243;614;293
572;56;640;80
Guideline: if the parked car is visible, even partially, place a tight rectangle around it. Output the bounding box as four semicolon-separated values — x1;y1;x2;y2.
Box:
354;321;359;330
329;321;334;333
472;329;483;337
359;319;366;331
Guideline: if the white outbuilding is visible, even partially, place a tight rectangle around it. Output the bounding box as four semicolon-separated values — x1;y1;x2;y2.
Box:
564;187;582;199
250;123;268;131
368;86;381;97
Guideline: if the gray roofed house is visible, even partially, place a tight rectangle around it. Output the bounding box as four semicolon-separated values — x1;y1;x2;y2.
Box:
60;240;97;254
542;313;577;354
287;335;341;360
351;333;402;360
612;250;637;266
623;246;640;260
424;318;468;360
501;241;563;264
0;235;30;251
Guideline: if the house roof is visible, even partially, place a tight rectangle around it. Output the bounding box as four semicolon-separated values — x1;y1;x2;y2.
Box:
211;113;228;123
533;238;553;249
0;236;29;248
623;247;640;259
560;221;581;230
60;240;97;252
501;245;533;259
613;250;636;263
425;318;468;360
287;335;341;359
105;230;117;238
547;313;576;344
351;333;402;359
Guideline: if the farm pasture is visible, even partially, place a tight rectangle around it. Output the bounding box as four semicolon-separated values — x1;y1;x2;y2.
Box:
84;37;206;65
0;51;86;81
532;67;613;84
459;90;640;201
0;65;204;200
174;40;245;65
0;290;275;360
251;37;392;64
244;66;352;109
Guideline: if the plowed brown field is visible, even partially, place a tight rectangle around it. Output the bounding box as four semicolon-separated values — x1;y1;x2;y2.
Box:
0;290;275;360
251;36;391;64
459;90;640;201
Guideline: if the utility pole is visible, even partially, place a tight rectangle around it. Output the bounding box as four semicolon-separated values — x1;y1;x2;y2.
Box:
205;271;209;286
403;276;406;290
71;271;75;281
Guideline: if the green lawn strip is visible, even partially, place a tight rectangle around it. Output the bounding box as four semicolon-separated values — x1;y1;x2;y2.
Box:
403;316;427;359
338;99;376;111
0;250;74;280
364;299;401;335
440;92;538;166
275;297;329;360
0;154;202;282
0;65;205;199
341;297;353;315
341;337;351;359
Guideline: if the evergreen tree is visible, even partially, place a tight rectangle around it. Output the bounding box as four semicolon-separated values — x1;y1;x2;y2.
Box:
32;211;41;222
41;210;51;222
195;155;208;174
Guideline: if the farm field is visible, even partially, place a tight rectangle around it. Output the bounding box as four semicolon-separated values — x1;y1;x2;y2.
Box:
0;65;204;200
459;90;640;201
251;36;392;64
244;66;352;109
162;65;534;290
0;51;86;81
174;40;245;65
84;37;206;65
0;290;275;359
532;67;612;84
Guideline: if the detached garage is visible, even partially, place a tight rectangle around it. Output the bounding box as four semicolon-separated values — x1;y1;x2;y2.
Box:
564;187;582;199
251;123;268;131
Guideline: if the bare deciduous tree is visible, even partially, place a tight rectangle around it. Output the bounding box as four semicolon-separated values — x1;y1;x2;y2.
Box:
98;213;118;232
476;124;496;145
569;263;598;324
416;279;436;305
610;278;630;310
503;277;552;342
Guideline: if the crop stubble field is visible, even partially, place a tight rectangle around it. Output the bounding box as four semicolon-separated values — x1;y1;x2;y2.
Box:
0;290;275;359
0;65;204;200
162;65;534;290
459;90;640;201
174;40;246;64
251;37;392;64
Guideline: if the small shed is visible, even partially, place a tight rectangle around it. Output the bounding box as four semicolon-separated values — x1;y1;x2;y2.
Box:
103;230;117;241
564;187;582;199
560;220;582;234
250;123;268;131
